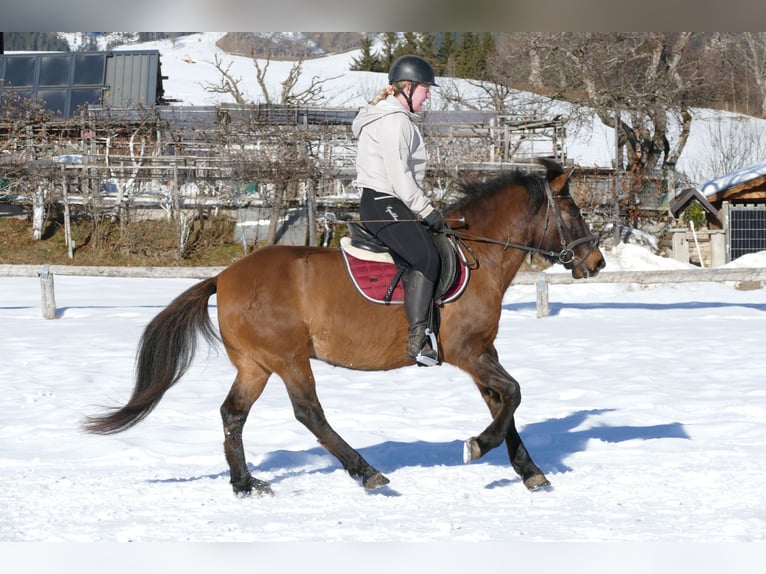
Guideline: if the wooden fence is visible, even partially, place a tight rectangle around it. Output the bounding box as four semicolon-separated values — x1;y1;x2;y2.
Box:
2;264;766;320
0;264;224;319
513;267;766;317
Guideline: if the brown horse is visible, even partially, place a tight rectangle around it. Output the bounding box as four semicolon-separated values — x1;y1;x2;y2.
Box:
84;158;605;495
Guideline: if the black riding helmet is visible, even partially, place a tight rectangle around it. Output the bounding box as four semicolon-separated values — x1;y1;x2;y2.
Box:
388;54;439;87
388;54;438;112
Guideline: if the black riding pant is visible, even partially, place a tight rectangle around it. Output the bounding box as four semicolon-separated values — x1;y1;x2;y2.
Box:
359;188;441;283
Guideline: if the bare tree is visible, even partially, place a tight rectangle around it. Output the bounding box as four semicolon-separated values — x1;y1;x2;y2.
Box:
680;113;766;185
0;91;59;240
255;54;342;106
205;52;341;106
730;32;766;118
552;34;697;176
203;54;248;104
202;52;345;246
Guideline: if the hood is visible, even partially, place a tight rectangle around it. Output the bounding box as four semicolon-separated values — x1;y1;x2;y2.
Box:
351;96;411;138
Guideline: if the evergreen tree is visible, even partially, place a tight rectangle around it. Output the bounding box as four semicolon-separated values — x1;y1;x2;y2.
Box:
399;32;419;57
419;33;439;68
478;33;497;80
456;32;481;79
381;33;399;70
350;34;383;72
437;32;457;76
4;32;70;52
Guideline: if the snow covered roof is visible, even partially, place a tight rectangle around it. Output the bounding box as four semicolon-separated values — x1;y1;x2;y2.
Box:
699;160;766;199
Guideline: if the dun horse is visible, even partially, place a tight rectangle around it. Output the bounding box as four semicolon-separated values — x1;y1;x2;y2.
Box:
85;158;605;495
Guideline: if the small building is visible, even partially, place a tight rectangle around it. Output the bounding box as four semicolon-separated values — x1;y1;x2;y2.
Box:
669;161;766;264
0;50;166;119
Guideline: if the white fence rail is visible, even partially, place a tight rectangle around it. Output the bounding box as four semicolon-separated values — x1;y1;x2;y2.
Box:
3;264;766;319
512;268;766;317
1;264;224;319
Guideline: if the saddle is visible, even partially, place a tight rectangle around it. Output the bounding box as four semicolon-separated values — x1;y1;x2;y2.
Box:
340;221;470;305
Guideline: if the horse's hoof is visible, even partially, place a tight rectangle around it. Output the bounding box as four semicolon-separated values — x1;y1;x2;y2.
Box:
363;471;390;489
233;477;274;497
524;474;551;491
251;477;274;496
463;437;481;463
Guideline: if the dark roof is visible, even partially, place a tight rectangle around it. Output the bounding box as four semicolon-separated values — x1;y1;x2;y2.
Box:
669;187;722;226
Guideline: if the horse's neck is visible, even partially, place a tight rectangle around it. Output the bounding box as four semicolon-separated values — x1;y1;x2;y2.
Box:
458;199;535;292
478;241;528;294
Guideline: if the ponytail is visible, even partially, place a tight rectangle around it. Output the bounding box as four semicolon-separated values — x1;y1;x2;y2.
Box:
369;81;411;106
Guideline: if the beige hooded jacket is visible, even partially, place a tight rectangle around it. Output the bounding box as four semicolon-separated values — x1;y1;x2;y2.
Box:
351;94;435;219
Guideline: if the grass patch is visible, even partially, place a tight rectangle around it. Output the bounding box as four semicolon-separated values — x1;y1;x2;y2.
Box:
0;214;247;266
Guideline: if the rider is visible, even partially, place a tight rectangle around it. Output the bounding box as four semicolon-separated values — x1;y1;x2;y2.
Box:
351;54;447;367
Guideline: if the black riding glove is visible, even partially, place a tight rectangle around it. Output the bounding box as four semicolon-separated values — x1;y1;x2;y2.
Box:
424;210;447;232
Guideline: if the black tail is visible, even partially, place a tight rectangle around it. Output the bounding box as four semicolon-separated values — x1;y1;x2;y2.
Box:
83;276;219;435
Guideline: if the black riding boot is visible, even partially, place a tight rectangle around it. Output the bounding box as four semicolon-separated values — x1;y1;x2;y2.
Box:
404;270;439;366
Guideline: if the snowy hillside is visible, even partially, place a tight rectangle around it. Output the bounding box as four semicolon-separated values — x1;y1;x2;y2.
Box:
53;32;766;186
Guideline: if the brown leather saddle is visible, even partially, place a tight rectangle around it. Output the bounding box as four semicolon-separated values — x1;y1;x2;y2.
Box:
339;222;470;305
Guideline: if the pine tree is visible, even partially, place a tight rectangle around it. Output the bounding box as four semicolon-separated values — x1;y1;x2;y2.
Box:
350;34;383;72
381;33;399;70
478;33;497;80
437;32;457;76
456;32;480;79
419;33;439;68
399;32;419;56
4;32;70;52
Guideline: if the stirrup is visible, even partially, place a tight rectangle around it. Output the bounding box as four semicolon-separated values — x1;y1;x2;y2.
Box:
415;328;439;367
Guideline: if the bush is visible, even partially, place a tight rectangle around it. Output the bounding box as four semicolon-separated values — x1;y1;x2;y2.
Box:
683;200;707;229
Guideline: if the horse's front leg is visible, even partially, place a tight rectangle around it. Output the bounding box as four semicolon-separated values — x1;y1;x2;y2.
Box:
464;348;550;490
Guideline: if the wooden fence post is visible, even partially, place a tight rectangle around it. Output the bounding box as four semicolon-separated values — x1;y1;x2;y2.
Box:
40;264;57;319
536;272;550;318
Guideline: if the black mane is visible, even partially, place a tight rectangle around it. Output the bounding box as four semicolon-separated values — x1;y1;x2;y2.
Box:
448;169;548;213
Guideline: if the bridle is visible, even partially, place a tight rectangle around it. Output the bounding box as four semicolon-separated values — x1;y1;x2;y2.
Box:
446;178;601;272
539;178;601;273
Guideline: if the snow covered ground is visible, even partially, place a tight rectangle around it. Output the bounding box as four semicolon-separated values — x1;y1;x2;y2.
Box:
2;244;765;572
3;30;766;571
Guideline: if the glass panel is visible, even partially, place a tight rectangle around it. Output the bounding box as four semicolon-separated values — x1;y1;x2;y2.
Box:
73;53;105;85
39;55;71;86
3;56;37;88
70;87;102;112
36;88;68;118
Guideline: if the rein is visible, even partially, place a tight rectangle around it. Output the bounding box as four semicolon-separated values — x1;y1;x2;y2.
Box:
444;180;600;268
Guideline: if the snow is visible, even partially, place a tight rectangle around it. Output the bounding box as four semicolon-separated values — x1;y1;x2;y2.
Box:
2;243;766;560
101;32;766;186
4;32;766;571
10;32;766;184
700;160;766;198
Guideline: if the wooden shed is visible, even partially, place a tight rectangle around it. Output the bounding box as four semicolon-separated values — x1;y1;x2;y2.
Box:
669;161;766;264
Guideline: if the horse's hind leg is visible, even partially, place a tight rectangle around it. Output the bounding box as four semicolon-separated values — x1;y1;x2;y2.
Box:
464;348;550;490
281;360;389;490
221;364;273;496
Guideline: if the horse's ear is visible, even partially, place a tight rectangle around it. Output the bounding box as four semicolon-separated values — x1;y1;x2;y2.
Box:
549;172;569;194
549;165;575;194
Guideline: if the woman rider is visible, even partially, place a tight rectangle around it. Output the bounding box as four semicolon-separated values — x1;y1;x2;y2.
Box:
351;54;446;366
